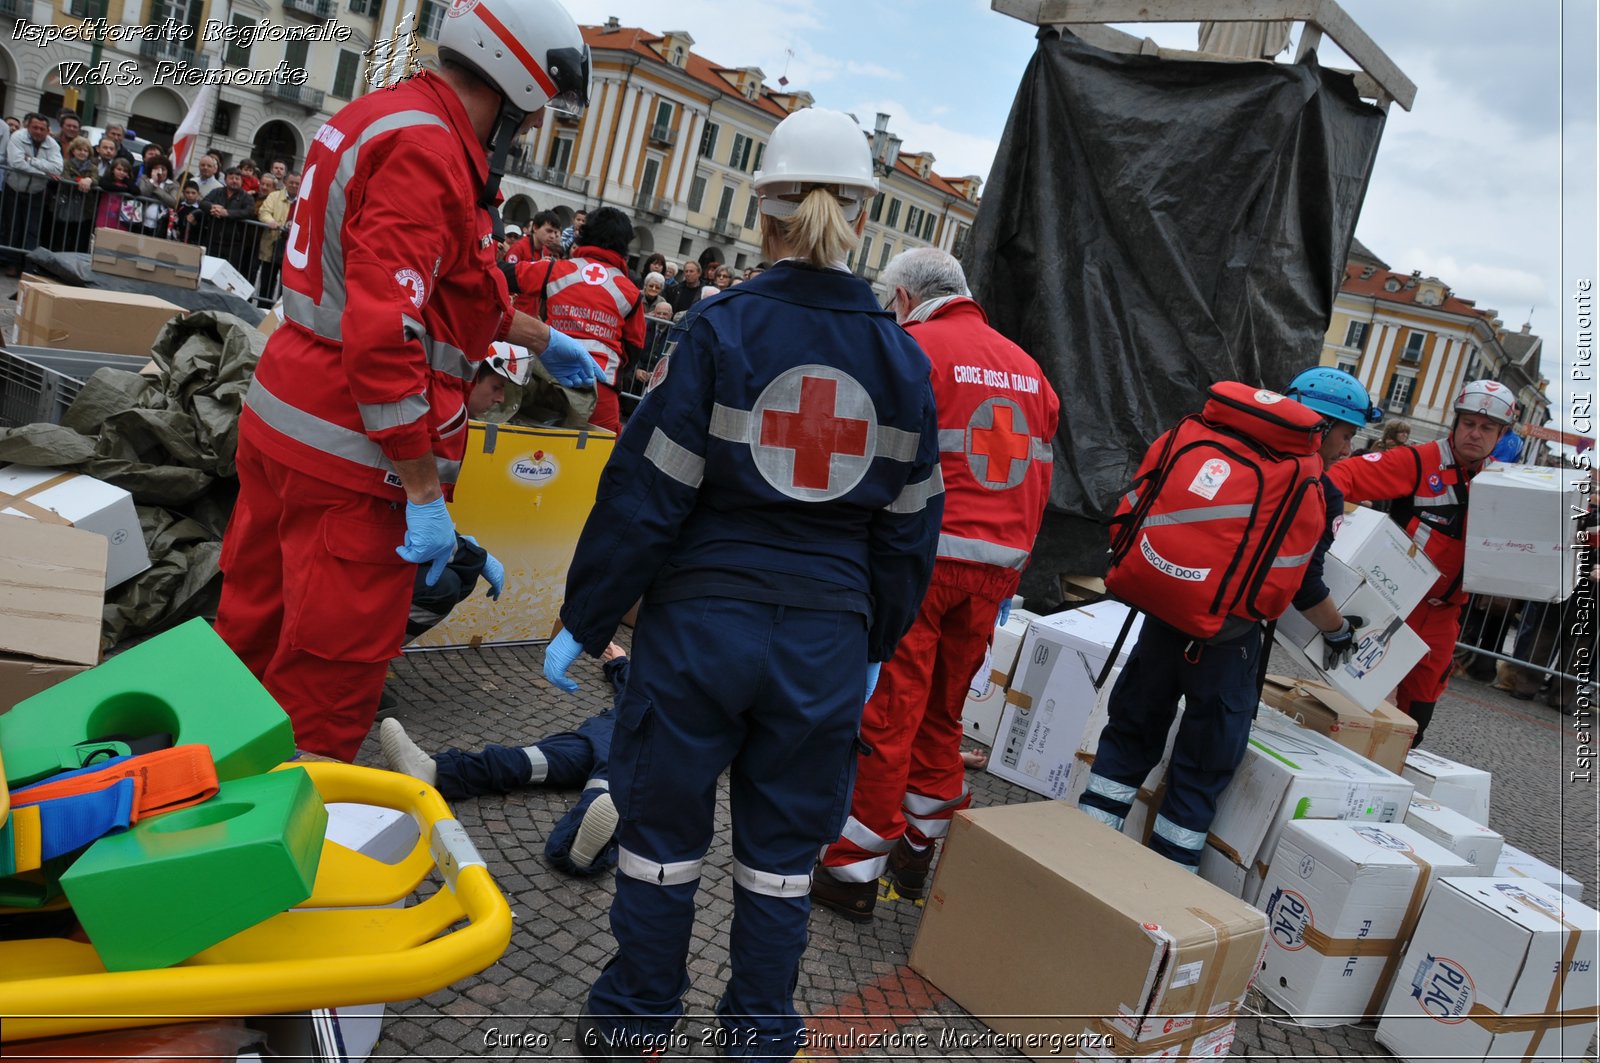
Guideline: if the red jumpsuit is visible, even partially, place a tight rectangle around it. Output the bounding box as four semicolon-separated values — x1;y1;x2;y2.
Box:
1327;438;1478;744
216;72;511;761
820;297;1060;881
513;245;643;433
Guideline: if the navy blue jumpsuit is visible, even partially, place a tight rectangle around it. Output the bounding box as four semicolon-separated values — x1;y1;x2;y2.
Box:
558;262;943;1058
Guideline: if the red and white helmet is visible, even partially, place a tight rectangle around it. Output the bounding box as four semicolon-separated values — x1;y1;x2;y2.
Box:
437;0;590;118
485;342;535;385
1453;379;1517;426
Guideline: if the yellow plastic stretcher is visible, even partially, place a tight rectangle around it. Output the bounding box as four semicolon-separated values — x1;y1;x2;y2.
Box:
0;761;514;1042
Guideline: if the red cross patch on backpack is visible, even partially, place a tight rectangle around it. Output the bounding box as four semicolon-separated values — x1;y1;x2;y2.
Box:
1106;382;1327;640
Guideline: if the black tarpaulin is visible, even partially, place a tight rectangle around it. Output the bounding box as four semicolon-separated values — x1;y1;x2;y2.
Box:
965;30;1385;598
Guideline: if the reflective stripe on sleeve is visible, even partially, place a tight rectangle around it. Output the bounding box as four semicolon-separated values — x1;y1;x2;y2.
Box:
246;377;460;485
643;428;705;488
357;393;430;433
885;468;944;514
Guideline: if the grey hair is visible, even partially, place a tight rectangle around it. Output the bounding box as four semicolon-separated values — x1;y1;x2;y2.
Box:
880;247;970;303
645;271;665;287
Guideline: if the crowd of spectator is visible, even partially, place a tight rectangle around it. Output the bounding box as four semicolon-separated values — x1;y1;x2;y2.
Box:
0;108;302;294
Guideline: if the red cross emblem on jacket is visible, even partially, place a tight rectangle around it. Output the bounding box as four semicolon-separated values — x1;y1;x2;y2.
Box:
967;397;1034;490
582;263;608;285
748;365;877;501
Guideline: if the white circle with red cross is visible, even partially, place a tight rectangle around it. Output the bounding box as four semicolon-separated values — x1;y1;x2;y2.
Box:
581;262;609;285
966;397;1034;490
749;364;878;501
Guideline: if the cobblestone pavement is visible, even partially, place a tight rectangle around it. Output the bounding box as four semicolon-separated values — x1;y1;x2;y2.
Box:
361;633;1598;1061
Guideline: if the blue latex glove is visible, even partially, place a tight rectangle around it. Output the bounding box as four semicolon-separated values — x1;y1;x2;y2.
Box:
462;536;504;601
395;497;456;587
997;599;1012;627
864;661;883;703
539;328;600;388
544;628;584;693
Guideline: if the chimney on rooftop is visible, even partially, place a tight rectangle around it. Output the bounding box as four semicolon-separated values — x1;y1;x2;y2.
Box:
604;15;620;31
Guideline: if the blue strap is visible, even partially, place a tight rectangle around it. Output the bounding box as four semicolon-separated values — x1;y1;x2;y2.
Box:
29;779;137;861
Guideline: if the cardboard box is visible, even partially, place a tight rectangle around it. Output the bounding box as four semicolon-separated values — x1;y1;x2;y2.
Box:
1495;843;1585;903
1403;797;1503;875
91;227;202;289
1402;748;1491;825
1327;504;1440;619
0;465;151;589
258;303;283;336
1204;711;1414;900
1274;593;1428;712
15;277;185;356
1464;463;1590;602
909;802;1267;1062
1257;821;1475;1025
1261;674;1417;775
324;802;420;865
407;422;615;649
1377;877;1598;1063
0;515;105;711
986;601;1141;798
201;254;255;300
961;608;1037;747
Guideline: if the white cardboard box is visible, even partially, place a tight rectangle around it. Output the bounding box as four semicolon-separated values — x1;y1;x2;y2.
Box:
1205;711;1415;893
1377;877;1598;1063
1463;463;1589;602
324;802;421;865
1403;797;1503;875
988;602;1141;799
1067;668;1188;845
1274;591;1428;713
201;253;256;299
1328;505;1440;619
1258;821;1475;1026
1496;842;1585;903
961;609;1038;747
1403;748;1492;825
0;465;150;589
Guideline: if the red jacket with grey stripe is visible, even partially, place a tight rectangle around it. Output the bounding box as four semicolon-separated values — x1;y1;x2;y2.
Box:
909;298;1060;600
511;246;645;387
243;72;510;501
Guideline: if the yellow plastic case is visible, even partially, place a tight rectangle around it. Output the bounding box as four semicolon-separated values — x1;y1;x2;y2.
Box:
0;761;513;1042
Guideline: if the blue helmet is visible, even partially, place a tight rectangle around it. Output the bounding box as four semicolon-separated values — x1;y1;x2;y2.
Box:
1284;366;1382;428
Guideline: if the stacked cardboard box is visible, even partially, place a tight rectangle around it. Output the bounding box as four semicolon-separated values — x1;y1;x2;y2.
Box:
1065;671;1186;845
14;276;185;356
910;802;1267;1062
1275;506;1439;710
1402;748;1492;825
1464;463;1590;601
960;607;1037;748
0;516;106;711
1260;673;1416;775
1403;797;1503;875
1257;820;1474;1026
1200;711;1414;903
1377;877;1598;1062
0;466;151;589
91;227;202;289
987;601;1140;799
1496;843;1585;903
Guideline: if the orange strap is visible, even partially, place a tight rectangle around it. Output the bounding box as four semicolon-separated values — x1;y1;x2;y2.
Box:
12;744;219;822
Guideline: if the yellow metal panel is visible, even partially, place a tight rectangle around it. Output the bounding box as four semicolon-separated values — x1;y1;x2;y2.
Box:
410;421;615;649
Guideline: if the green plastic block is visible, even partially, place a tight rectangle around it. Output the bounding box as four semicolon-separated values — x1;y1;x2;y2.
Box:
0;619;295;788
60;767;327;972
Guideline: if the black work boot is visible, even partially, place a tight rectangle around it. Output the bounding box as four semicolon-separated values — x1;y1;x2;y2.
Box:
810;865;877;923
886;838;935;899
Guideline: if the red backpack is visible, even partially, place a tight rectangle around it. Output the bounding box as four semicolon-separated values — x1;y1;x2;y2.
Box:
1106;382;1327;641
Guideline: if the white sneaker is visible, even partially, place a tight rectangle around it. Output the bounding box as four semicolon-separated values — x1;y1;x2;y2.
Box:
569;792;618;870
379;718;438;787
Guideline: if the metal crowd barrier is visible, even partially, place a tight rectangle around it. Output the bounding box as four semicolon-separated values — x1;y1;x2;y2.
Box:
618;315;674;418
1455;590;1587;698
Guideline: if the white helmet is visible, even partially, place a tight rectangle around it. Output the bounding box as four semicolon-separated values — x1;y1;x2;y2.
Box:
754;108;878;221
1453;379;1517;426
437;0;590;118
485;342;535;385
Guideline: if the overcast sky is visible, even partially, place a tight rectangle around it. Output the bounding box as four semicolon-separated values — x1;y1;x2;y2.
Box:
565;0;1597;431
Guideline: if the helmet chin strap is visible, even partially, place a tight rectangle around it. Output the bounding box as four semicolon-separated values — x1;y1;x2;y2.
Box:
479;97;527;211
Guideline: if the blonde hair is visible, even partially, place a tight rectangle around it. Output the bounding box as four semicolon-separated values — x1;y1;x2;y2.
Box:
68;135;90;155
760;187;860;268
